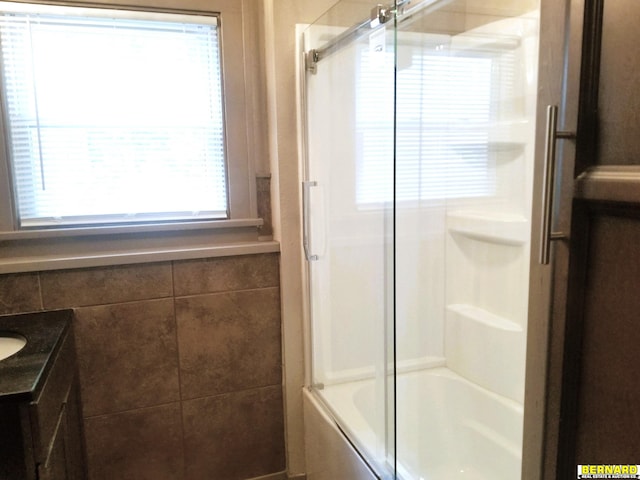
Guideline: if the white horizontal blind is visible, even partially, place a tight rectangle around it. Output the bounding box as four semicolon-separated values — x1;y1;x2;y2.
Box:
0;5;227;227
356;39;496;205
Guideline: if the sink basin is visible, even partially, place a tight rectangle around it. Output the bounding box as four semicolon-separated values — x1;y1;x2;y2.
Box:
0;334;27;361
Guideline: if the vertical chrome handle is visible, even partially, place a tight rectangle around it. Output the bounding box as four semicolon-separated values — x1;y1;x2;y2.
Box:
539;105;575;265
302;180;319;261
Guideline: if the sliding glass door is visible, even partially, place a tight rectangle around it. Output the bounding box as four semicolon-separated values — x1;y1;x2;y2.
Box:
303;4;397;475
393;1;541;478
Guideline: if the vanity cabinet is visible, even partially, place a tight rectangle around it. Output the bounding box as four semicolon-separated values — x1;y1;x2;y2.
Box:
0;310;87;480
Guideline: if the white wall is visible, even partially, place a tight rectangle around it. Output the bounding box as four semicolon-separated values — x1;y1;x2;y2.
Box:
261;0;340;476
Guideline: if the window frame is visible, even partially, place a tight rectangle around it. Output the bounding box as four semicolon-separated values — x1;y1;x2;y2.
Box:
0;0;273;273
0;5;229;228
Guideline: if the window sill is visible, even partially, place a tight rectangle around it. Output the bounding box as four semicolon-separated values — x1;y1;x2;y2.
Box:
0;219;279;274
0;218;264;241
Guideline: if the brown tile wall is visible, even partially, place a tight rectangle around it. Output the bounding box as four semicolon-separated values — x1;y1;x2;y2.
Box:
0;253;285;480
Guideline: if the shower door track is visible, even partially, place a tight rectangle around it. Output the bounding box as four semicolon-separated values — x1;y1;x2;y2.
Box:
305;0;451;73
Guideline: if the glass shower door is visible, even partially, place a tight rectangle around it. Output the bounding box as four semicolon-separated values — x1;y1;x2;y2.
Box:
302;3;397;476
393;1;540;478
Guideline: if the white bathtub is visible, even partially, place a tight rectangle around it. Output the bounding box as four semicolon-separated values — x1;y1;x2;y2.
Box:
318;367;524;479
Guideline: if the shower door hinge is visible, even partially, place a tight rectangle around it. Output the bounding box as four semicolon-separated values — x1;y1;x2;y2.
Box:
305;49;319;74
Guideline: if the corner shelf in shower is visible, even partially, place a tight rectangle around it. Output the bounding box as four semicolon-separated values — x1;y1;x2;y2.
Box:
488;119;532;147
445;303;526;402
446;303;522;332
447;211;529;246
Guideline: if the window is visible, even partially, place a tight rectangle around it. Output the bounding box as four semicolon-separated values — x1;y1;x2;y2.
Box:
0;3;227;228
0;1;271;274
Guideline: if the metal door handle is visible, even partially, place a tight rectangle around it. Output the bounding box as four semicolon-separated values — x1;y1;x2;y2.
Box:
539;105;575;265
302;180;319;261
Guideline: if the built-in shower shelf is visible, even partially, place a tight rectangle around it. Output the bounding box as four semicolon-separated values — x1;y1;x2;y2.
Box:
488;119;531;147
447;211;529;245
488;141;525;153
446;303;522;332
446;303;526;402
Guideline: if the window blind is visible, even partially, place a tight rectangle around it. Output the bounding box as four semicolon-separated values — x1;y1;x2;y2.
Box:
356;39;497;206
0;5;227;227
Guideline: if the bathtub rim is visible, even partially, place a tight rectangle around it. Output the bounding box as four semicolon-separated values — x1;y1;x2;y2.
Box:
304;386;395;480
314;366;526;480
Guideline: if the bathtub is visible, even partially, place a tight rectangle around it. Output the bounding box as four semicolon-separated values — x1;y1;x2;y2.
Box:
316;367;524;479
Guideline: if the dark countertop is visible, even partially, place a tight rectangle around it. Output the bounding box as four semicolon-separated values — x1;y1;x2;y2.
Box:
0;310;72;403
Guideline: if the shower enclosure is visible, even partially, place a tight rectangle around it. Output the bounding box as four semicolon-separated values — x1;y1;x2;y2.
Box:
301;0;574;478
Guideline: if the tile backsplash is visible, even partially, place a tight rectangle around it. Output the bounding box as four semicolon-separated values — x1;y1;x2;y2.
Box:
0;253;285;480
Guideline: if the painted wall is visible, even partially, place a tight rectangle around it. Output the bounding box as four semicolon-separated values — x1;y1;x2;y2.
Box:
261;0;341;476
